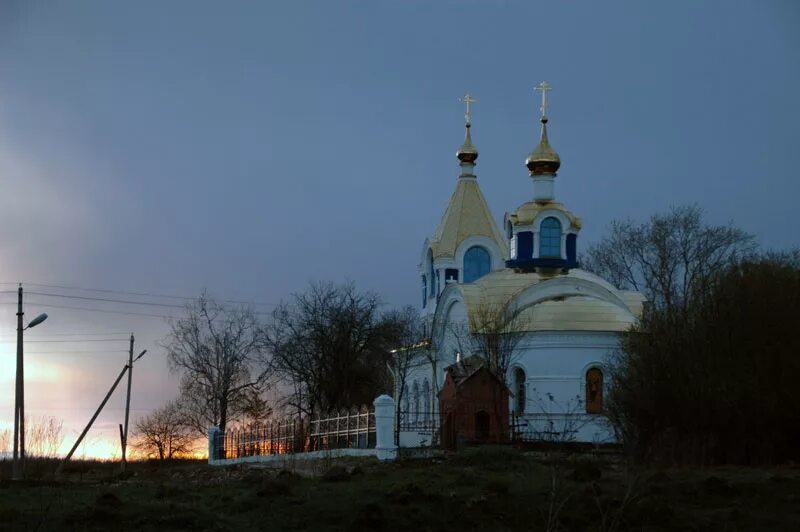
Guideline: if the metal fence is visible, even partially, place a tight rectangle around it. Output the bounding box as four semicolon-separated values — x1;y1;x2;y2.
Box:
398;410;438;432
214;407;376;460
510;413;587;443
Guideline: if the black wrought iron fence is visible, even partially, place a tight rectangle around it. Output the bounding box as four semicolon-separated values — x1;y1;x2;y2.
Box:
214;407;376;460
397;410;438;432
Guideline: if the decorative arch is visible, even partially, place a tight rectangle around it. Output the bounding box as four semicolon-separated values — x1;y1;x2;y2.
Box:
464;246;491;283
454;234;506;269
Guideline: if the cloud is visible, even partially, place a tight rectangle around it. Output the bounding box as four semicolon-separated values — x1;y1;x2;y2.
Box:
0;114;104;281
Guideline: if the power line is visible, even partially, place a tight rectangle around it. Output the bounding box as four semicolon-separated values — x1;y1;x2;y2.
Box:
0;301;179;319
0;339;129;344
0;332;130;337
26;350;130;354
25;291;187;309
21;281;278;307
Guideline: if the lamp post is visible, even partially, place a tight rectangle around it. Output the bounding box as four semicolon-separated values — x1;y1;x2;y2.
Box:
12;284;48;479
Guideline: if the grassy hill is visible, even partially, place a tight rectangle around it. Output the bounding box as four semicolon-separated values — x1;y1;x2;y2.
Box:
1;448;799;531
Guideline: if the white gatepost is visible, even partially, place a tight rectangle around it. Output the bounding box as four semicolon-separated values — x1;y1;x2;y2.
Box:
208;426;220;464
373;394;397;461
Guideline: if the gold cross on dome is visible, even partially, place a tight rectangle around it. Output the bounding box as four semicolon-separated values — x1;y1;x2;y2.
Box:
460;93;477;125
534;81;552;117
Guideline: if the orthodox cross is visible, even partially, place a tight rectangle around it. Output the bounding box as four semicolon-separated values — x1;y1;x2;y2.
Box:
460;93;477;125
534;81;551;117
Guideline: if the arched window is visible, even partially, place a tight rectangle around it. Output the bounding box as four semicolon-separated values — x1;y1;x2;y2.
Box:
586;368;604;414
539;217;562;258
514;367;526;414
422;378;431;423
421;276;427;308
428;251;436;297
463;246;491;283
412;381;420;423
402;384;410;422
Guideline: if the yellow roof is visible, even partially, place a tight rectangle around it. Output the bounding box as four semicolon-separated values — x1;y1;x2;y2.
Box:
455;268;644;333
430;178;507;259
508;200;582;229
516;297;636;332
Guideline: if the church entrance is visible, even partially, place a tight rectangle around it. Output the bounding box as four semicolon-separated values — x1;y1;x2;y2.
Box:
442;411;456;450
475;410;490;441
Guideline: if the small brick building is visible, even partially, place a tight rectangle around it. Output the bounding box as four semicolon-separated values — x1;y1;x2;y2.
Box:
439;355;510;450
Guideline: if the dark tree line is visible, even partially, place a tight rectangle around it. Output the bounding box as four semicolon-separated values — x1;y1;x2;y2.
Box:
585;205;800;465
264;282;415;417
153;281;417;446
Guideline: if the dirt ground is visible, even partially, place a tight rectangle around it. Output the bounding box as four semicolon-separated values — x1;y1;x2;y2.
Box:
1;448;799;531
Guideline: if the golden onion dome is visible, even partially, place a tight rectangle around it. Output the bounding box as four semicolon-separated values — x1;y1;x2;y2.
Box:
525;117;560;175
456;123;479;164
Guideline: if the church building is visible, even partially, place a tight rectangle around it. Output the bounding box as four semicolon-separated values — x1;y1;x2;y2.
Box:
400;85;645;444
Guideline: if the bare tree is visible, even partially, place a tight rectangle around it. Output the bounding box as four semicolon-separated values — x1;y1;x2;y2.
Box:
447;301;528;441
608;253;800;465
164;293;271;435
134;401;195;460
582;204;755;313
0;428;10;457
265;282;406;417
465;302;527;383
229;387;274;426
25;416;64;458
386;306;429;444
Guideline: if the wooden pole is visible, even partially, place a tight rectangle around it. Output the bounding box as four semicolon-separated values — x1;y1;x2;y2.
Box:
57;363;129;474
12;285;23;479
121;334;134;471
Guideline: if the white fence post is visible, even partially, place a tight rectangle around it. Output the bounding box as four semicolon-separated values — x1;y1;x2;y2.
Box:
208;426;220;464
374;394;397;461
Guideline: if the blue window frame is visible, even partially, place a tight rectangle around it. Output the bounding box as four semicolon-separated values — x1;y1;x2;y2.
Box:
463;246;491;283
539;217;562;258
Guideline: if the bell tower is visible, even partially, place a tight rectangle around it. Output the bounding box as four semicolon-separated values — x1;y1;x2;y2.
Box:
506;82;581;271
418;94;507;316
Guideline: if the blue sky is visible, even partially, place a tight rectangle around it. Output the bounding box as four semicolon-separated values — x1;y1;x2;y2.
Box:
0;1;798;455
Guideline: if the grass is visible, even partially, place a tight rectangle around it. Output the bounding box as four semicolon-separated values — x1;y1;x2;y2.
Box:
1;448;799;531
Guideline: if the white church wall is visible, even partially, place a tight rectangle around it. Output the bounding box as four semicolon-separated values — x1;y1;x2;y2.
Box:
512;331;620;443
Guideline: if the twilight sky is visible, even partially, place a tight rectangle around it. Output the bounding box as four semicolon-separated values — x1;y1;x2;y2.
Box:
0;1;798;457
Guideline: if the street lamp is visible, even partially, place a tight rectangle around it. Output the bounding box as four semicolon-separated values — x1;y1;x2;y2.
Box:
13;283;48;480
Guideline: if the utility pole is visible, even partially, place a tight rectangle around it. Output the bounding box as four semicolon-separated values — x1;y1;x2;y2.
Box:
12;284;23;479
121;334;134;471
58;349;146;475
58;363;129;474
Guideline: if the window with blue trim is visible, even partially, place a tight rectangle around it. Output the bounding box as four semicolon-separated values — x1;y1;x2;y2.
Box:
463;246;491;283
539;217;562;258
